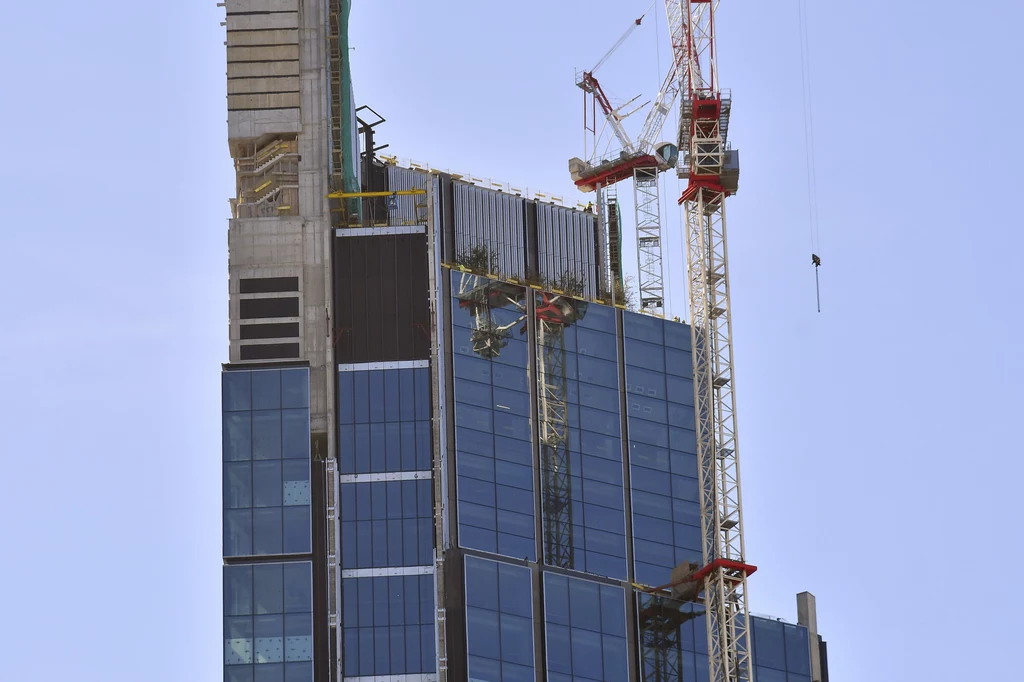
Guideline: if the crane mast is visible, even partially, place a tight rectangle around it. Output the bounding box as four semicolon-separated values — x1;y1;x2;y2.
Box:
677;2;753;682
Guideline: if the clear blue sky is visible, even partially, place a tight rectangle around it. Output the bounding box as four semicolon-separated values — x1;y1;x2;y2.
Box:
1;1;1021;680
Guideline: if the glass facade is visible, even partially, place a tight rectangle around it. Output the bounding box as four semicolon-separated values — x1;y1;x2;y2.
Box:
623;312;701;588
337;366;432;474
341;574;436;677
337;364;436;677
223;368;312;558
544;572;628;682
223;562;314;682
340;478;433;569
451;275;536;561
464;556;535;682
751;616;813;682
535;292;627;580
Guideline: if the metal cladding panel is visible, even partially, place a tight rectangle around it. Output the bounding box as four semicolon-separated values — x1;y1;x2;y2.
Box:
386;165;435;225
537;203;598;298
452;182;526;280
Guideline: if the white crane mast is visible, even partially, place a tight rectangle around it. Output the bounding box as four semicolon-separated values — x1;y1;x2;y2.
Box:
677;2;754;682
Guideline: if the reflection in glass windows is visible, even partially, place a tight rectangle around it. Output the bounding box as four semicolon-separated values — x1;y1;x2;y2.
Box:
544;572;627;682
451;273;536;561
337;367;432;475
340;479;434;569
223;562;313;682
341;574;436;677
535;292;626;579
752;616;812;682
623;314;700;587
223;368;311;558
465;556;535;682
636;593;708;682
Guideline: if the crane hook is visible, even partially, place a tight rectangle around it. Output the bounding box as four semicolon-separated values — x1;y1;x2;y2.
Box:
811;254;821;312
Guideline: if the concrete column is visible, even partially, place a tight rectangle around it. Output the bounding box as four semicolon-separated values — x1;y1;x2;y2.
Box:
796;591;822;682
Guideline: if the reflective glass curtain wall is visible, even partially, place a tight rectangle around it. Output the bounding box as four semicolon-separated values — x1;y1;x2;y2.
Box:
622;313;702;588
337;363;436;678
222;368;314;682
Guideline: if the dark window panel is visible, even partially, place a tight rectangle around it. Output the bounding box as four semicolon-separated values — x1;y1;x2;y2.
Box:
239;322;300;340
240;277;299;294
241;343;301;361
240;297;299;320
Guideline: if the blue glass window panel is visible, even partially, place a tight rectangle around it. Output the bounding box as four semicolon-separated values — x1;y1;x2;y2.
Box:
496;508;534;538
581;455;623;485
673;498;701;527
495;460;533;490
577;355;619;388
629;419;669;448
415;421;432;470
253;508;283;555
753;618;787;670
625;338;665;372
492;338;529;368
635;538;675;567
414;368;432;420
502;661;534;682
785;623;812;674
666;374;695;406
460;452;496;482
373;626;390;672
467;606;501;660
337;373;355;424
665;348;694;379
492;364;529;392
672;475;700;502
546;623;572;673
599;585;626;636
456;402;493;432
493;386;530;416
282;507;311;554
497;533;535;561
465;556;499;610
630;442;670;471
580;406;619;437
454;352;492;384
224;565;253;617
602;633;629;679
225;509;252;556
576;327;617;361
494;410;531;441
253;664;283;682
225;463;252;509
664;321;691;350
668;403;695;429
224;372;252;411
584;527;625;556
460;501;497;532
455;377;491;407
584;552;627;580
459;476;496;507
252;370;282;410
579;431;620;460
623;311;663;343
632;490;671;518
583;503;626;533
224;413;252;461
253;461;282;507
254;613;284;662
252;411;282;460
282;563;312;613
280;369;309;409
350;371;369;424
670;427;698;453
460;525;497;554
570;627;604;678
369;423;387;473
285;662;312;682
625;365;667;400
458;427;494;457
630;465;671;497
496;483;533;512
253;564;284;614
468;655;502;681
755;667;787;682
383;371;401;422
281;409;309;459
582;478;624;510
628;394;668;424
577;382;620;413
226;666;254;682
397;370;416;421
497;563;532;618
368;371;386;423
500;613;534;665
632;514;674;545
674;524;702;556
671;451;698;477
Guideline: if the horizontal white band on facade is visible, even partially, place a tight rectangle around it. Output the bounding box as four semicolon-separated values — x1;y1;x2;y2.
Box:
334;225;426;237
238;337;301;345
342;671;438;675
239;316;301;325
237;291;300;299
338;360;429;372
339;471;431;483
340;566;433;578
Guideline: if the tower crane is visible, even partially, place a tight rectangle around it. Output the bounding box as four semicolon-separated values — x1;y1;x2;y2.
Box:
568;7;686;316
570;3;755;682
453;271;588;569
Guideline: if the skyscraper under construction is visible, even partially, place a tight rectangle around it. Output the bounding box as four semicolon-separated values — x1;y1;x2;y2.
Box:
219;2;830;682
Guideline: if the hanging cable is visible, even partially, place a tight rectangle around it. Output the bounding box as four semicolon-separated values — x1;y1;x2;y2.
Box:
797;0;823;311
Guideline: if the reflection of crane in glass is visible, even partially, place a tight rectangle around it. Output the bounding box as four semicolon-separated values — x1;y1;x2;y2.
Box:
453;271;587;568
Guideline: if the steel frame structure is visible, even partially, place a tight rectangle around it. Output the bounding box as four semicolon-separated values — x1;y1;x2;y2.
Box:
536;312;573;569
634;166;665;312
677;4;753;682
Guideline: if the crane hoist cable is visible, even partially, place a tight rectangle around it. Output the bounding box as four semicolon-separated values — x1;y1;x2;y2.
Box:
798;0;823;311
590;2;656;75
